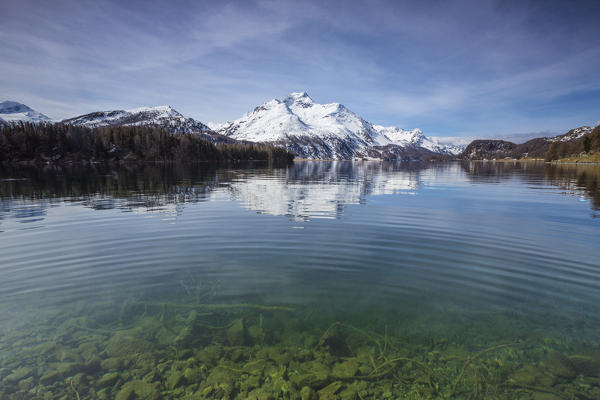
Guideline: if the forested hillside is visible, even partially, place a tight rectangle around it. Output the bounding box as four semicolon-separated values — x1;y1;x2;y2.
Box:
0;123;294;164
460;125;600;162
545;125;600;161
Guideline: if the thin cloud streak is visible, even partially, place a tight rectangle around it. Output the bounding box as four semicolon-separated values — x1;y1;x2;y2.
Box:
0;0;599;137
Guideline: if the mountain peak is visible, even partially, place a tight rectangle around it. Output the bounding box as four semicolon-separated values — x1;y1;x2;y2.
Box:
0;101;34;114
0;100;52;122
283;92;313;106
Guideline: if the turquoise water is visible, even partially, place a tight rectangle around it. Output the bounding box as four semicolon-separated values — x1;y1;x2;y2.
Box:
0;161;599;399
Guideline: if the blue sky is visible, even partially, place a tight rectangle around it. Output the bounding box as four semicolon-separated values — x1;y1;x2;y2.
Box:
1;0;599;139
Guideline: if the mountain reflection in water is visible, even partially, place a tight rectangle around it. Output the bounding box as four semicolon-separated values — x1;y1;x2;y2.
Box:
2;161;599;223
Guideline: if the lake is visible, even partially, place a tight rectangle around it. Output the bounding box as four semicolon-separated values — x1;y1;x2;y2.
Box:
1;161;599;399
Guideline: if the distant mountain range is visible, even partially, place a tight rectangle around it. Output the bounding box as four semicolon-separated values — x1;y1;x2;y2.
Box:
2;96;597;161
461;126;595;160
0;95;462;160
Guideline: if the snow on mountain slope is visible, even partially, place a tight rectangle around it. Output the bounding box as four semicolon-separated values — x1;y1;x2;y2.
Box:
216;92;462;159
62;105;211;133
552;126;593;142
220;92;389;142
371;126;464;155
0;101;52;123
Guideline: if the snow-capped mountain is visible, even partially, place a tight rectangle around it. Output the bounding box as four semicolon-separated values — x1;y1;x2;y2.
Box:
372;125;463;155
0;101;52;123
62;105;211;134
215;92;463;159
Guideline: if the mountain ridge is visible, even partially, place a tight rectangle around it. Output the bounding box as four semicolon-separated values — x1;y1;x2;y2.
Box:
459;126;597;160
214;92;462;159
6;97;595;162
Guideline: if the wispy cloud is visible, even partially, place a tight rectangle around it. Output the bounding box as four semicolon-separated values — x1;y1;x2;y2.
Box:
1;0;599;136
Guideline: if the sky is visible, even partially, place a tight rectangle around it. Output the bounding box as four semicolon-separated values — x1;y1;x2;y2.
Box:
1;0;599;139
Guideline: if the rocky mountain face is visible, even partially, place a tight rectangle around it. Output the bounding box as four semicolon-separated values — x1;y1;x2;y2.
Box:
0;101;52;123
62;105;210;132
460;126;596;160
214;92;463;160
61;105;235;143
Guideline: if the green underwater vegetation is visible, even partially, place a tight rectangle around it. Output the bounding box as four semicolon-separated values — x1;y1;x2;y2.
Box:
1;278;600;400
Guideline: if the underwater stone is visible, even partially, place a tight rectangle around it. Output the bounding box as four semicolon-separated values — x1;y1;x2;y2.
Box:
3;367;33;383
72;372;88;389
174;311;198;345
332;359;359;379
56;346;82;362
85;356;102;374
96;372;119;389
183;367;202;384
569;355;600;377
532;393;563;400
227;318;247;346
510;365;556;387
290;361;330;388
166;367;186;390
101;357;124;371
318;381;343;399
246;388;275;400
295;349;313;362
17;376;34;391
545;351;576;379
318;322;350;356
38;363;82;385
197;345;223;365
230;348;245;362
300;386;317;400
248;324;265;345
78;342;98;361
105;334;152;358
339;384;361;400
115;379;159;400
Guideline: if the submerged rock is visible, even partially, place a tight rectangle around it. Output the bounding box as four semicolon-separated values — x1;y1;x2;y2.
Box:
290;361;330;388
332;359;359;379
105;334;152;358
174;310;199;345
166;366;186;390
510;365;556;387
3;367;33;384
248;323;265;345
183;367;203;384
318;322;350;356
227;318;247;346
300;386;317;400
96;372;119;389
39;363;82;385
544;351;576;379
318;381;343;399
569;355;600;377
115;379;159;400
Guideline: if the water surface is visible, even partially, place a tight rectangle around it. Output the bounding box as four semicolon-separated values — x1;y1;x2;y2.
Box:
1;161;599;399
